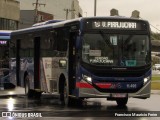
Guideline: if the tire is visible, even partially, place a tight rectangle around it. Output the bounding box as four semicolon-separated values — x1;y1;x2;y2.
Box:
24;75;34;99
34;91;42;99
116;98;128;107
25;77;42;99
60;80;74;106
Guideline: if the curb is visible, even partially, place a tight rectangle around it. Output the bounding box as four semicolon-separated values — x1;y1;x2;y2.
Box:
151;90;160;94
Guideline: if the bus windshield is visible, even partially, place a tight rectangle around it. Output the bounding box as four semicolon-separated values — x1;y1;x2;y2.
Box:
82;33;150;67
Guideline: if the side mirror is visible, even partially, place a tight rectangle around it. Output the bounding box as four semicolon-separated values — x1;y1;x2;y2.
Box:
59;59;67;69
76;36;81;49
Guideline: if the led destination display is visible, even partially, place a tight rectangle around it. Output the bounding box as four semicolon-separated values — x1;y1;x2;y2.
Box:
85;20;147;30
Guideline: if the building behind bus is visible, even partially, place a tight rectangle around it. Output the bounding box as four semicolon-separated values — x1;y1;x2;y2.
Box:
0;0;19;30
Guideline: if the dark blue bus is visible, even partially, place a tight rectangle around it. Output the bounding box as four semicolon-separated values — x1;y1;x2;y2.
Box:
11;17;151;106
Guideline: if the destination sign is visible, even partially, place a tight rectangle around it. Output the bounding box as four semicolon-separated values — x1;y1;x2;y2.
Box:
0;41;7;45
94;21;136;29
85;20;145;30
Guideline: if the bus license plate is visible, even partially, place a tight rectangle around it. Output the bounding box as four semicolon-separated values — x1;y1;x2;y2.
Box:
112;93;127;98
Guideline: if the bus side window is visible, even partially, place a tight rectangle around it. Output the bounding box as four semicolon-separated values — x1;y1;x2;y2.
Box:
63;28;69;51
56;29;68;56
51;31;58;51
9;41;16;57
40;31;58;57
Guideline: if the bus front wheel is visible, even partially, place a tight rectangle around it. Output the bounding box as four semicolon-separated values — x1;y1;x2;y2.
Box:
116;97;128;107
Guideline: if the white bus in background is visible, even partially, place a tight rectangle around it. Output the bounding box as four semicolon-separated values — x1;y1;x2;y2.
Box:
0;30;16;89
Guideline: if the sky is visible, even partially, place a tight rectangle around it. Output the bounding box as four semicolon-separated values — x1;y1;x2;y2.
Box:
78;0;160;32
17;0;160;32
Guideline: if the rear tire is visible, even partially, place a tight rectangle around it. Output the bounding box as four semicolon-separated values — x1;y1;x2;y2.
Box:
60;80;74;106
24;75;34;99
116;98;128;107
34;91;42;99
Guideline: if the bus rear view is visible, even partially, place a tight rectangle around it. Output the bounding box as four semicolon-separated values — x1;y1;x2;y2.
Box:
77;17;151;106
0;30;15;89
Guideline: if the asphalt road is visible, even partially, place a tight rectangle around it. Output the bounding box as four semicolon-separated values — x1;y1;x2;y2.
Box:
0;87;159;120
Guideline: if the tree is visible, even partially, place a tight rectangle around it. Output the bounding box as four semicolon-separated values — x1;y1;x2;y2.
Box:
151;32;160;40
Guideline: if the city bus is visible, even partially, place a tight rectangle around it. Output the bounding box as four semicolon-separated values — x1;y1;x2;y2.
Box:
0;30;15;90
10;17;151;106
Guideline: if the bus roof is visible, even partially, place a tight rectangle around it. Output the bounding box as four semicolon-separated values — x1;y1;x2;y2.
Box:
0;30;12;40
32;20;64;27
11;16;149;36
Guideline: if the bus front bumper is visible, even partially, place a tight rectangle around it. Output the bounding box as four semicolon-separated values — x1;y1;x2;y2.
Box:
77;81;151;99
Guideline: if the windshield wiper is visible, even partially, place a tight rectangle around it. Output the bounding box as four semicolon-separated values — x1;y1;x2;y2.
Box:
99;30;113;48
123;35;133;47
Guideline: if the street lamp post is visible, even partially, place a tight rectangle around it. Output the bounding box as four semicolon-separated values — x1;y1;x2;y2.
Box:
33;0;45;23
94;0;97;16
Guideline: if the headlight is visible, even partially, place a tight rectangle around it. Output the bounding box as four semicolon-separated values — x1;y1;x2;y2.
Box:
82;74;92;83
143;76;151;84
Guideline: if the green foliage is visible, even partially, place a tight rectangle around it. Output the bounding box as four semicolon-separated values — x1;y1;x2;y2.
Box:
151;32;160;40
152;76;160;81
151;82;160;90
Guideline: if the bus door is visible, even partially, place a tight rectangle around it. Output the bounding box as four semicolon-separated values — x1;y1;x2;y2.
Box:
34;37;40;90
68;32;77;91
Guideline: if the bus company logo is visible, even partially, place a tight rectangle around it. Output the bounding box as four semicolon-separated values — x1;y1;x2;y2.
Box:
110;83;121;89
